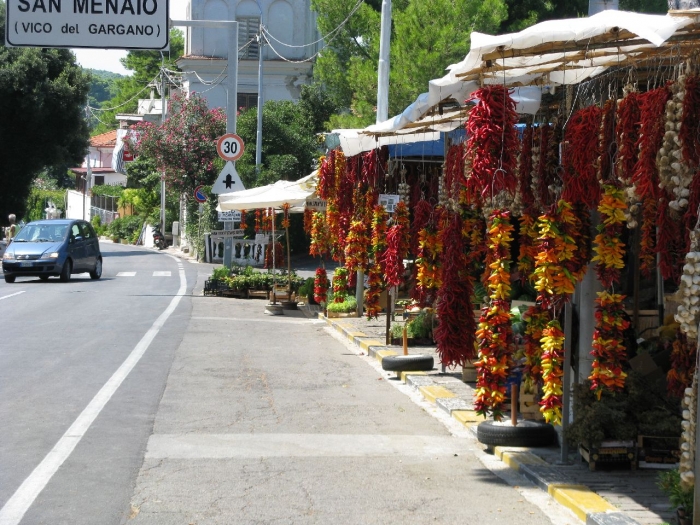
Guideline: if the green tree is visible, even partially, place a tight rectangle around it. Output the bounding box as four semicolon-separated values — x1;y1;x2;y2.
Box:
311;0;508;128
0;2;91;224
235;84;337;188
125;92;226;196
91;29;184;135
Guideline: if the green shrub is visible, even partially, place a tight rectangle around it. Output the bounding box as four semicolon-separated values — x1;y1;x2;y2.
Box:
107;216;143;242
298;277;314;296
211;266;230;281
24;188;67;222
327;296;357;313
658;469;694;513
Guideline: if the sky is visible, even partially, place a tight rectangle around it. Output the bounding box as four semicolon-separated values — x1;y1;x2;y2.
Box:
71;0;188;75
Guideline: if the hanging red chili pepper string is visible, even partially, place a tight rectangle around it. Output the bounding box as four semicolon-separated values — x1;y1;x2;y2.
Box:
562;106;602;208
434;210;476;368
281;203;290;229
411;199;433;258
517;124;536;210
517;213;539;285
474;210;515;420
255;209;262;233
522;304;551;394
313;267;329;305
464;86;519;204
667;330;697;399
597;100;616;184
331;267;349;303
240;210;247;229
317;151;336;201
632;86;670;201
382;202;410;288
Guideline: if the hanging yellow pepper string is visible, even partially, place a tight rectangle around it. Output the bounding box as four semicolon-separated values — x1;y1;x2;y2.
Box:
539;319;565;424
522;304;551;394
517;212;539;283
475;210;515;421
365;205;389;320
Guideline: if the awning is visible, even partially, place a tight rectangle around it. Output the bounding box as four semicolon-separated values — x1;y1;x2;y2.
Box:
333;9;700;156
217;171;318;211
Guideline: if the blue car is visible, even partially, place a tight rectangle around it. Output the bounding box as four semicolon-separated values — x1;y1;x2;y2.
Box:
2;219;102;283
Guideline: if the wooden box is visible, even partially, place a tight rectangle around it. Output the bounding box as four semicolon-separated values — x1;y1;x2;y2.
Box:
579;441;637;471
637;435;681;469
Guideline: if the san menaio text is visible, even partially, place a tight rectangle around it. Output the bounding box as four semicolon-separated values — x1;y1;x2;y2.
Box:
16;0;158;15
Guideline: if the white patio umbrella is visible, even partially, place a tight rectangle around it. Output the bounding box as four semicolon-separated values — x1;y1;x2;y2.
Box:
217;171;319;304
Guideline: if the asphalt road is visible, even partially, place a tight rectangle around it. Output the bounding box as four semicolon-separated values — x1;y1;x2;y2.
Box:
1;244;575;524
0;242;197;525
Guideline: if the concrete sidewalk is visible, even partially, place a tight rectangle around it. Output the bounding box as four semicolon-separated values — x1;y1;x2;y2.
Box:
311;309;674;525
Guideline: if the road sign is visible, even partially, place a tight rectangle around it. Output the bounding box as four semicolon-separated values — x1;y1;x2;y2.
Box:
210;229;245;238
218;210;241;222
211;161;245;195
216;133;245;162
194;185;207;203
4;0;169;49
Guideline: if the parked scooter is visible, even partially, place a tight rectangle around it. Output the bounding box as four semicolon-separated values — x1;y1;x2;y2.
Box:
152;227;167;250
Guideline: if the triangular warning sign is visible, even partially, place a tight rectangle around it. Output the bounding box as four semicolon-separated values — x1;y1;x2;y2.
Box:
211;161;246;195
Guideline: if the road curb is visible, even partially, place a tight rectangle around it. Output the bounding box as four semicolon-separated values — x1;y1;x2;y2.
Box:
320;315;642;525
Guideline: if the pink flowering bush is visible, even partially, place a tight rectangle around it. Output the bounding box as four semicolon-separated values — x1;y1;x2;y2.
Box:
125;92;226;195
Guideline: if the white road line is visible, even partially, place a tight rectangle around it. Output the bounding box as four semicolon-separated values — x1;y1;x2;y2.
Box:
116;272;136;277
0;291;25;301
153;271;171;277
0;255;187;525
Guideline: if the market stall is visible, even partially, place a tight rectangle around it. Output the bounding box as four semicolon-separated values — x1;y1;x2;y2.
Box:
307;8;700;486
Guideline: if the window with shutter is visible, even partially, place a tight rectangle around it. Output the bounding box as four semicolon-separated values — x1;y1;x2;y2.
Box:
238;17;260;60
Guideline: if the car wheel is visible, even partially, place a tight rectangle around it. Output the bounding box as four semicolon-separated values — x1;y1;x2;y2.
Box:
476;419;557;448
90;258;102;280
4;274;15;283
39;275;49;281
59;259;72;282
381;354;434;372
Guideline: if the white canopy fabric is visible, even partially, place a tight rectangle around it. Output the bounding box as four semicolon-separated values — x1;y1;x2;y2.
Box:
217;171;318;211
334;9;700;156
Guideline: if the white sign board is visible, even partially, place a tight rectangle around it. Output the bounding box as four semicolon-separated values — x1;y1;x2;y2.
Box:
305;198;327;211
378;194;401;213
212;161;245;195
210;229;245;238
218;210;241;222
5;0;169;49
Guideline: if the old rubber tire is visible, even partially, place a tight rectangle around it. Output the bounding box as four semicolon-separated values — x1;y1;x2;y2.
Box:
381;354;434;372
477;419;557;448
90;258;102;280
59;259;72;282
4;274;15;283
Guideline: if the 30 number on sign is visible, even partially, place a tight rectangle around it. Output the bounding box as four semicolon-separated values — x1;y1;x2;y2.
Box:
217;133;245;162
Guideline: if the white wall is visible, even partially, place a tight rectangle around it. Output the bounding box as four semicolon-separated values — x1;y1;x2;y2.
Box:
65;190;91;221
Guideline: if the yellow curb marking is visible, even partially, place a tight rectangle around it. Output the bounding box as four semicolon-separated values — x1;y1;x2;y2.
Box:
359;340;384;351
375;350;398;361
345;331;367;339
418;385;456;404
494;448;548;467
452;410;480;427
399;371;427;382
548;484;616;522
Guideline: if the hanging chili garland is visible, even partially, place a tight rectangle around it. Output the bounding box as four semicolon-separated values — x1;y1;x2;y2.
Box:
517;213;539;284
562;106;602;208
382;201;411;287
434;210;476;368
255;209;262;233
540;319;566;424
592;185;626;288
590;290;629;397
474;210;515;420
281;203;291;229
344;219;370;273
365;205;389;319
668;330;697;399
332;267;349;303
522;304;551;393
313;267;329;304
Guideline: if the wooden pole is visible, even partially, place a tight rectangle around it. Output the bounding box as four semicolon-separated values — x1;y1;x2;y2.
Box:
511;383;518;426
402;325;408;355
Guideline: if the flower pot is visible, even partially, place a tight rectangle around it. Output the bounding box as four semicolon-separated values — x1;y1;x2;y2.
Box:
677;507;692;525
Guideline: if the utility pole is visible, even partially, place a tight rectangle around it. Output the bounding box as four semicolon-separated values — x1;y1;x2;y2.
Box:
357;0;391;318
255;27;264;175
160;69;167;237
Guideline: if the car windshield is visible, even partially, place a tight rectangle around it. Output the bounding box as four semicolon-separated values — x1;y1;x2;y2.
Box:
13;224;69;243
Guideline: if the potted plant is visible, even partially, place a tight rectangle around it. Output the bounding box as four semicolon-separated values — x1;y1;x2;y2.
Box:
657;469;693;525
326;296;358;318
298;277;316;304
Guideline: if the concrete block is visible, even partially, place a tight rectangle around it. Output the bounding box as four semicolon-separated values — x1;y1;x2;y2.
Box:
436;397;472;415
587;512;643;525
548;484;617;522
418;385;456;403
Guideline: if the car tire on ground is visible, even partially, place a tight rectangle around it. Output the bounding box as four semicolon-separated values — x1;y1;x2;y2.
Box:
4;274;15;283
381;354;434;372
59;259;72;282
39;275;49;281
90;258;102;280
476;419;557;448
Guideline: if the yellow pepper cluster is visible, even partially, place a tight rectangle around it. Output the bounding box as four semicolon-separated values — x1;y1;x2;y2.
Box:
533;201;578;297
589;290;629;397
365;205;389;320
591;186;626;287
416;227;443;291
475;210;515;421
540;320;565;425
517;213;539;281
309;211;330;258
522;304;551;393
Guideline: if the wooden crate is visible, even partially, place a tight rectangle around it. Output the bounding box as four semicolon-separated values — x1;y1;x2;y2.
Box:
519;391;544;421
637;435;681;469
579;441;637;471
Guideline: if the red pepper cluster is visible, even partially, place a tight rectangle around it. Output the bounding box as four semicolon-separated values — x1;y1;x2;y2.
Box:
263;241;284;269
434;211;476;368
313;267;329;304
365;205;389;319
331;267;349;303
562;106;602;207
344;219;370;273
465;86;519;203
597;100;616;183
281;203;291;230
667;330;697;399
590;291;630;398
517;125;535;209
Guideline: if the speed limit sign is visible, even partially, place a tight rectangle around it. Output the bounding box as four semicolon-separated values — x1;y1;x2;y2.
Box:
216;133;245;162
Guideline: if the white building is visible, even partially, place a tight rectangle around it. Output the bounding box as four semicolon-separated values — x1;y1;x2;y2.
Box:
176;0;319;110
